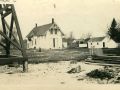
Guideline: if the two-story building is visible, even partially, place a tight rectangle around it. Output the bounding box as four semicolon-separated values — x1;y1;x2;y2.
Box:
26;18;64;49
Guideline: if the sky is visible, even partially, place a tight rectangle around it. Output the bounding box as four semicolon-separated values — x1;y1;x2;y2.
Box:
2;0;120;39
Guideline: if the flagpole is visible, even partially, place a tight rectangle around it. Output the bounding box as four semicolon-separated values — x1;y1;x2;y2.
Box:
53;3;56;20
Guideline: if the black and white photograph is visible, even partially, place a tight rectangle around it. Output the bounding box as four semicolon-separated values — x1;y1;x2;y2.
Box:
0;0;120;90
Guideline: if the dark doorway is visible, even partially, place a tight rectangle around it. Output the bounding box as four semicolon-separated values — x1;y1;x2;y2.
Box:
53;38;55;48
103;42;105;48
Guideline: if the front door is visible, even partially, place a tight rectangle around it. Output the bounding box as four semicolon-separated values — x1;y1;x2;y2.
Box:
53;38;55;48
103;42;105;48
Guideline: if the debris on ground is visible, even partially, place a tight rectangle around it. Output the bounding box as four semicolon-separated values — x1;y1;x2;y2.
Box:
0;65;23;73
60;82;65;84
6;71;14;74
86;65;120;84
67;65;81;74
77;76;84;81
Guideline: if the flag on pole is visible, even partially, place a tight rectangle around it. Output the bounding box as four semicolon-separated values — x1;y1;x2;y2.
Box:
53;3;56;8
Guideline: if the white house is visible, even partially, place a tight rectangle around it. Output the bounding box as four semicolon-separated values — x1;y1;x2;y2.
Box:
88;36;118;48
26;18;64;49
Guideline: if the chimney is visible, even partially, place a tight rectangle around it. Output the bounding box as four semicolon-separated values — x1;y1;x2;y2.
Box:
52;18;54;24
35;23;37;28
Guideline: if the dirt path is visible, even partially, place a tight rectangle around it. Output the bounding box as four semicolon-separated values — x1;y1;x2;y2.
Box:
0;61;119;90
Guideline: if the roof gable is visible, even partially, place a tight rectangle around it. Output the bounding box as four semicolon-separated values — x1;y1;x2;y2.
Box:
27;23;53;38
27;22;64;38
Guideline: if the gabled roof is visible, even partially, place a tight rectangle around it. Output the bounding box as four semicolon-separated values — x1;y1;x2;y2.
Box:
88;37;105;42
84;38;90;43
26;23;53;38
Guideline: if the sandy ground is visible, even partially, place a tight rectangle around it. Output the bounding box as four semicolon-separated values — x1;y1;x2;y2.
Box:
0;61;120;90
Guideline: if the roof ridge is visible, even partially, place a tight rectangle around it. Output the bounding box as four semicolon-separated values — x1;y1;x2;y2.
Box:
26;23;53;38
91;36;105;38
89;36;105;42
35;23;52;28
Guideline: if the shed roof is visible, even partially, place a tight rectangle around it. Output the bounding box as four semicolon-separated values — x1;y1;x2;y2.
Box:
88;37;105;42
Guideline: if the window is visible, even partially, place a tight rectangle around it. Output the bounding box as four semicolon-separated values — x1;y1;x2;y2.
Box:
55;29;57;34
50;29;53;34
32;40;33;45
91;43;92;45
53;38;55;47
97;42;99;45
103;42;105;48
35;39;36;45
28;38;31;41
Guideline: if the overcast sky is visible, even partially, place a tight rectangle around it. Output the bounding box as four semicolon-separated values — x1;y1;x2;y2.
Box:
7;0;120;38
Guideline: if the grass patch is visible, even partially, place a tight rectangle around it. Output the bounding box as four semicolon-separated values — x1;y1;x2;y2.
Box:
27;48;89;64
0;48;89;64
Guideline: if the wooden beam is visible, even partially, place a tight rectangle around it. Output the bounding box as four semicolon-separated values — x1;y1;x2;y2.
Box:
0;6;9;56
2;11;12;18
11;32;19;45
0;4;12;56
0;5;10;14
11;5;27;57
4;19;19;45
7;14;14;55
0;31;22;51
0;4;28;72
11;5;28;72
0;56;26;65
0;42;6;49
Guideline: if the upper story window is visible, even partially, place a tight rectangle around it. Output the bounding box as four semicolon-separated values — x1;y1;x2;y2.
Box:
35;39;36;45
97;42;99;45
28;38;31;41
50;28;53;34
55;29;57;34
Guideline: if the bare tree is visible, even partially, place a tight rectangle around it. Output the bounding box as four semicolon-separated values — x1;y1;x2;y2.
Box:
67;31;75;48
80;33;92;40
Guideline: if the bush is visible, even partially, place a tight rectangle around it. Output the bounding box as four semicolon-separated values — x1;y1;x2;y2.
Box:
86;69;115;80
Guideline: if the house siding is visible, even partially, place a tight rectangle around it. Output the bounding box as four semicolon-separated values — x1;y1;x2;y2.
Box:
88;37;118;48
27;24;63;49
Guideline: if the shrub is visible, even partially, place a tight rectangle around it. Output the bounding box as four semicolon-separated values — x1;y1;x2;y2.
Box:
86;69;115;80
